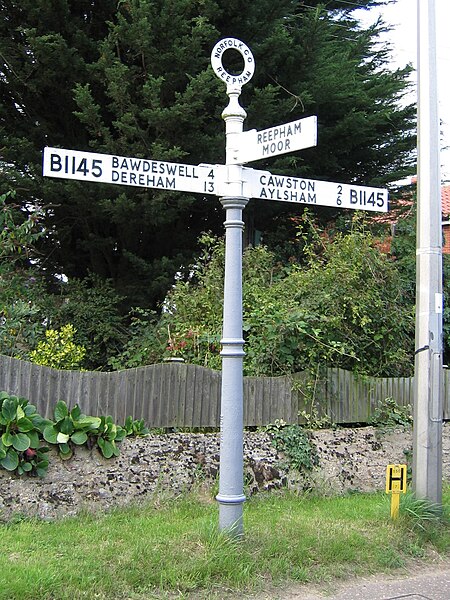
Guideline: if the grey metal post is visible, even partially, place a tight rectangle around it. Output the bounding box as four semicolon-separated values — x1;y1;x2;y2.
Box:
413;0;443;505
210;39;255;535
217;194;247;535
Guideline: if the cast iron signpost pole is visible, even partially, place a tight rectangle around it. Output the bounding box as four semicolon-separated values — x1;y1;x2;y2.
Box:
210;38;254;535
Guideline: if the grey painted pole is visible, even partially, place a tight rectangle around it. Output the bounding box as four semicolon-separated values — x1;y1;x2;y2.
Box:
413;0;443;505
210;39;255;535
216;194;247;535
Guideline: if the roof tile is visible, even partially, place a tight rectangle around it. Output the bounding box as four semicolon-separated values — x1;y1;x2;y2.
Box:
442;185;450;216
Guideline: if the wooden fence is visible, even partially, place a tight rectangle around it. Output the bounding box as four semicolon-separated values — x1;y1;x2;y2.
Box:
1;355;449;427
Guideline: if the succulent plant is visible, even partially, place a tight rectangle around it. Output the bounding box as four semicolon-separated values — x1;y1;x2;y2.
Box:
123;416;149;437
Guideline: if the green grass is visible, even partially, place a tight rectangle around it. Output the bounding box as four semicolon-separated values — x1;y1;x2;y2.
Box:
1;487;449;600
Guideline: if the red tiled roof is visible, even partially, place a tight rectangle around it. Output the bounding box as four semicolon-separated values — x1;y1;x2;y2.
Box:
370;198;413;225
370;180;450;254
369;182;450;228
442;185;450;216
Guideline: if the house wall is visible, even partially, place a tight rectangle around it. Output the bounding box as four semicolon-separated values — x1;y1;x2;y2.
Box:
443;224;450;254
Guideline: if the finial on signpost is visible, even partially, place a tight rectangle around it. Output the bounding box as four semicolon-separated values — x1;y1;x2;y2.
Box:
210;38;255;94
211;38;255;166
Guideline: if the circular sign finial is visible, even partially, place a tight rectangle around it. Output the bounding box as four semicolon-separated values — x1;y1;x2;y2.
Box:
211;38;255;90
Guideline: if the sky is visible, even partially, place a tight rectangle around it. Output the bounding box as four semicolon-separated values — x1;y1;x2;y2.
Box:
354;0;450;182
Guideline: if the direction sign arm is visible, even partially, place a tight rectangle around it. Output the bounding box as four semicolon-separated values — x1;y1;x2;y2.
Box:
239;167;389;212
231;115;318;164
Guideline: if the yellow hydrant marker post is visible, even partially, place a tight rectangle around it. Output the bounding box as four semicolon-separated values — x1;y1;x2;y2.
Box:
386;464;407;519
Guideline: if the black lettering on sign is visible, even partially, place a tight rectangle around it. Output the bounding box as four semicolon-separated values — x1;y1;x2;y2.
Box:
50;154;62;172
350;188;385;209
203;169;215;194
92;160;102;177
377;192;385;208
76;158;88;176
386;464;407;493
262;139;291;156
50;153;103;178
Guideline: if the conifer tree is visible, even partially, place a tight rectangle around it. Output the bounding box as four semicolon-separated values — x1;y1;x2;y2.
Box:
0;0;415;310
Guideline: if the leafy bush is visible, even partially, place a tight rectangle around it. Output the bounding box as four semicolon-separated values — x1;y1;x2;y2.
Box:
43;401;101;460
43;400;145;459
95;415;127;458
0;195;126;371
123;416;150;437
0;391;51;477
158;233;225;369
29;324;86;370
0;191;50;359
369;397;413;432
107;308;163;370
0;393;149;476
125;221;414;377
0;191;43;261
266;420;319;471
53;274;127;370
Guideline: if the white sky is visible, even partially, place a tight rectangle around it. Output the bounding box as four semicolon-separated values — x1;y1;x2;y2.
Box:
354;0;450;182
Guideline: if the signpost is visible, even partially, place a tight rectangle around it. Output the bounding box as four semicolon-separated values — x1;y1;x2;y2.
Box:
42;37;389;536
230;115;317;164
43;147;389;213
43;147;220;195
238;167;388;212
386;464;407;519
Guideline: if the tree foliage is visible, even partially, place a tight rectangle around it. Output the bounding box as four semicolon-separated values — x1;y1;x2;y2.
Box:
113;217;415;377
0;191;48;357
0;0;416;312
0;192;125;367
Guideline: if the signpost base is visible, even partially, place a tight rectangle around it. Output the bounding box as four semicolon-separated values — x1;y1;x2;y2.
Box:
216;493;246;535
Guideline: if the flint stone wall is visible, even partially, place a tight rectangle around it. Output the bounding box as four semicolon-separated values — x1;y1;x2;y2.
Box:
1;424;449;522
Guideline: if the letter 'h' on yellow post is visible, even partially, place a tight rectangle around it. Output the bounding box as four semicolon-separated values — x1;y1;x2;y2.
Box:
386;464;407;519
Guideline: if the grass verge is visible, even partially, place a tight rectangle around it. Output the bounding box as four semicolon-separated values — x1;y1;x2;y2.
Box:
1;486;449;600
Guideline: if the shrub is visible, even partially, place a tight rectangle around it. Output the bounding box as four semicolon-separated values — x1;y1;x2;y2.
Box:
134;222;414;377
29;324;86;370
43;401;102;460
266;420;319;471
369;397;413;432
